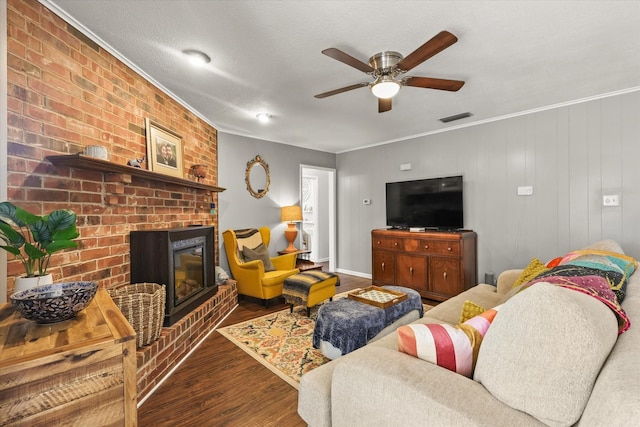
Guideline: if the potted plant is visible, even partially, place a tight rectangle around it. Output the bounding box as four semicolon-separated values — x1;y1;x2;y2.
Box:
0;201;79;293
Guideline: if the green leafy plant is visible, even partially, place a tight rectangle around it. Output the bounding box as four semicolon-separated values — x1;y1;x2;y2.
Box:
0;201;79;278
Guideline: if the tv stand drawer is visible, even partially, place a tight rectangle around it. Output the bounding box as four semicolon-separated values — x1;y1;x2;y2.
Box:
372;236;402;250
403;238;460;255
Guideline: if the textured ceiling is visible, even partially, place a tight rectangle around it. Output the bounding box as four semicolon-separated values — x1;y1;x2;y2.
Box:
43;1;640;153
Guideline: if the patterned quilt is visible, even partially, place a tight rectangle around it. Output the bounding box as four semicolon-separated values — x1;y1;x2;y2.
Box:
523;250;638;334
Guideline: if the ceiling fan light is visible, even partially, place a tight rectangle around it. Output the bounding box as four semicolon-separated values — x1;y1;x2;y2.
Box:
371;79;400;99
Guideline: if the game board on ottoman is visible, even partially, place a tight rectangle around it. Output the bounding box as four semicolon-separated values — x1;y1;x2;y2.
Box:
313;286;424;359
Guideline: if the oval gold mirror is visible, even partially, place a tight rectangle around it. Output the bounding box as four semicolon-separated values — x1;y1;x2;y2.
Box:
245;155;270;198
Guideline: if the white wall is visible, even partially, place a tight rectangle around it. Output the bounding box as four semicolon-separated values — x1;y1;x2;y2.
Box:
217;132;335;273
336;90;640;281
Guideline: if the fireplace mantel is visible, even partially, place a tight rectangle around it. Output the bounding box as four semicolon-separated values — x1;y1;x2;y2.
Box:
47;154;226;193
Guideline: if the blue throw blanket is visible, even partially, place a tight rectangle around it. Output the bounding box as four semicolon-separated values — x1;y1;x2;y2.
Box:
313;286;423;356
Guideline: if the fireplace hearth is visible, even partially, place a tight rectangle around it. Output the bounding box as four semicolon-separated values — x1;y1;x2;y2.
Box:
130;226;218;326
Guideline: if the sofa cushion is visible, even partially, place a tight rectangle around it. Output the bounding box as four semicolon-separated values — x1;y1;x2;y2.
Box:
473;282;618;427
397;305;500;377
242;243;276;272
419;283;503;325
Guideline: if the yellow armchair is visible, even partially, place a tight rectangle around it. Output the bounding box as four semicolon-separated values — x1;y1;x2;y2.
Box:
223;227;299;306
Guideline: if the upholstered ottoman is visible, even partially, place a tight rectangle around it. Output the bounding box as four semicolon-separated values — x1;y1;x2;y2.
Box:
283;271;339;316
313;286;424;359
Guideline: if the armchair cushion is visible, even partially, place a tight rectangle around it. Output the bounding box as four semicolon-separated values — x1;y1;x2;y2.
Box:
242;243;276;272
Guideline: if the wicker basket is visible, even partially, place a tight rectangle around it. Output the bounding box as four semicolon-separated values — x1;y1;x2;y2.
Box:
108;283;166;348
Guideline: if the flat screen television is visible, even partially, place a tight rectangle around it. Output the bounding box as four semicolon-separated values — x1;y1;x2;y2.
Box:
386;175;464;230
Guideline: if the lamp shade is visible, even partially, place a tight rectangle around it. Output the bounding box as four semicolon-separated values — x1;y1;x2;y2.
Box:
281;205;302;222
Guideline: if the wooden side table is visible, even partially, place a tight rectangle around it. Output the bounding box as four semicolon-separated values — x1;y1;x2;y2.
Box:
0;289;137;426
278;249;322;271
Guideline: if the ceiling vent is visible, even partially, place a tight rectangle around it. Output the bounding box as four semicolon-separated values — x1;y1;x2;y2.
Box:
439;112;472;123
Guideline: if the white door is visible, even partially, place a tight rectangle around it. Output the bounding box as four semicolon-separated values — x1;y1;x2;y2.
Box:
300;165;336;271
302;176;318;260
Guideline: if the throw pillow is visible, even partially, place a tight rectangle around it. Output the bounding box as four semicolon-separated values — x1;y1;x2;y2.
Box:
473;282;618;427
459;300;485;324
397;305;501;378
235;228;263;259
242;243;276;272
546;256;563;268
512;258;548;287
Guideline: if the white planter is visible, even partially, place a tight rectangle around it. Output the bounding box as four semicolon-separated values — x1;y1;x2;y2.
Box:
14;273;54;294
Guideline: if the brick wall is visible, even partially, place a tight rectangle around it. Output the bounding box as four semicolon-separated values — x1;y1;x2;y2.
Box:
5;0;220;296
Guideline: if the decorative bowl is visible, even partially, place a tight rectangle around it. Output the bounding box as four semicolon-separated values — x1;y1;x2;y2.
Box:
10;281;98;324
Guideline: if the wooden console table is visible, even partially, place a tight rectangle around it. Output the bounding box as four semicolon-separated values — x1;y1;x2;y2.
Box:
372;229;477;301
0;289;137;426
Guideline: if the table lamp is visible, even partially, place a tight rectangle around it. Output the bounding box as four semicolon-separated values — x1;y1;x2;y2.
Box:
281;205;303;253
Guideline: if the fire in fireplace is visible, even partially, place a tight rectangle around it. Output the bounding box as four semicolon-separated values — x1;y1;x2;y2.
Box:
130;226;218;326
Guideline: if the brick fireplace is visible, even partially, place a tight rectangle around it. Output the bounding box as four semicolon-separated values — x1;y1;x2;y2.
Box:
6;0;234;403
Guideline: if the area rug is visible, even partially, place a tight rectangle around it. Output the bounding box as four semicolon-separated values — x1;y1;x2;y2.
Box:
218;295;434;389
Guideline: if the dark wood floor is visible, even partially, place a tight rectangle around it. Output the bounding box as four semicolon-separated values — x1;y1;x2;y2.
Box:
137;268;372;426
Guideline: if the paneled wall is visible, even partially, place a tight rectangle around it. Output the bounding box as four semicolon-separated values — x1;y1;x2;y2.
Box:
337;90;640;281
5;0;219;296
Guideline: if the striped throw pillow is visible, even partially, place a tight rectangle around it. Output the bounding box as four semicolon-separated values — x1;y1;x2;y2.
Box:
397;305;501;377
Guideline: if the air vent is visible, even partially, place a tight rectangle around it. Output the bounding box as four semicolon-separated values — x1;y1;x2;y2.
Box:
439;112;472;123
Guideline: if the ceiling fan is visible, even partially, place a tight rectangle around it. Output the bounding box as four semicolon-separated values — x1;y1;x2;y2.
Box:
314;31;465;113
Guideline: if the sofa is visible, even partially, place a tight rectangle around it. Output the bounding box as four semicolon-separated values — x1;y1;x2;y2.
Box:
298;240;640;426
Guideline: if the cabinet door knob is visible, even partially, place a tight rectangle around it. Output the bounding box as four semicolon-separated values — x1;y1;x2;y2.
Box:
443;271;447;280
394;242;398;246
424;245;429;249
409;267;413;275
377;240;381;245
447;247;452;251
382;262;385;271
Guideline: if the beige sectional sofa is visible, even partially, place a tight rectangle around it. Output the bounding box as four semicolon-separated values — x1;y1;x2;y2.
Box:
298;240;640;426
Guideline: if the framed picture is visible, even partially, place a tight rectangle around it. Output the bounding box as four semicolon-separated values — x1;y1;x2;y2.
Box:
145;118;184;178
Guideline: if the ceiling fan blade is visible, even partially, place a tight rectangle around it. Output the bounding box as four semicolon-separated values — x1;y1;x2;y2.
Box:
404;76;465;91
378;98;392;113
322;48;375;73
314;82;369;99
396;31;458;72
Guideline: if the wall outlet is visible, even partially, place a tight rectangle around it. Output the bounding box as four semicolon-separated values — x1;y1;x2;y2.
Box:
517;186;534;196
363;199;371;205
400;163;412;171
603;195;619;206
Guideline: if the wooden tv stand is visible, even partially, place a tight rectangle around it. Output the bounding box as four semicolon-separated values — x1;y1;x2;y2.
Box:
371;229;477;301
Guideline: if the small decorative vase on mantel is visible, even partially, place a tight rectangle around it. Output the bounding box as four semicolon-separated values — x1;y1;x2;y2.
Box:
14;273;54;294
189;164;207;182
